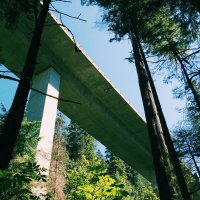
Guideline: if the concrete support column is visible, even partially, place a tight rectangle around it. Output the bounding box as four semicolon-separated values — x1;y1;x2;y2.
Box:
27;68;60;175
152;172;158;195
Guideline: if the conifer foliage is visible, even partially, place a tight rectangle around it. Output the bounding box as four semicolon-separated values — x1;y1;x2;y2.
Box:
82;1;199;199
50;113;158;200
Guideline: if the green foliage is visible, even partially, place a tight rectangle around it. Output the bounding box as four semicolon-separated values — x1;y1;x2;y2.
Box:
0;162;47;200
173;126;200;159
173;82;200;180
125;164;138;186
0;0;38;27
132;175;159;200
81;4;199;198
180;162;200;192
83;0;200;106
0;106;40;161
66;122;95;161
105;149;127;181
173;109;200;180
0;107;49;200
65;122;158;200
154;0;200;36
65;122;130;199
66;155;129;200
13;119;40;160
0;105;40;161
105;149;158;200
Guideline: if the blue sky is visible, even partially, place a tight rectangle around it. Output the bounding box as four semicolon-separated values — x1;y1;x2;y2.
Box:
51;0;186;130
0;0;186;132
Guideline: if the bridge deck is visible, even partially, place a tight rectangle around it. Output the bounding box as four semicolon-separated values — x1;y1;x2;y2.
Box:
0;12;154;181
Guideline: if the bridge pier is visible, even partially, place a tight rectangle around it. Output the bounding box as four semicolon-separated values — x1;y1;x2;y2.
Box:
27;67;60;175
152;172;158;194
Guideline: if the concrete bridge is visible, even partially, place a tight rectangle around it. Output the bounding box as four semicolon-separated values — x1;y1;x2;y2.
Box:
0;12;155;182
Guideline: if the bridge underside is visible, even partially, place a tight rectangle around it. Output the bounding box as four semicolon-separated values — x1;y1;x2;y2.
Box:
0;13;154;181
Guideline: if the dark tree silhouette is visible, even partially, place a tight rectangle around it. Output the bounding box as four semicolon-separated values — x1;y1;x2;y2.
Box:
0;0;51;169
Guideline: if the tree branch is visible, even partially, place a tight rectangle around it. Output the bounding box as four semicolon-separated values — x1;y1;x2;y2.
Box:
0;74;81;105
49;4;86;22
0;70;22;75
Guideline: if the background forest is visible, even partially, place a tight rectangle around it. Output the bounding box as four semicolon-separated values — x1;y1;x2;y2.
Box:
0;109;199;199
0;110;159;199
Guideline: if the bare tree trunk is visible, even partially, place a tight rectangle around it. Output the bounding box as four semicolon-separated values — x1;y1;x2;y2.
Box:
129;31;172;200
49;113;66;200
135;35;191;200
53;131;62;199
0;0;51;169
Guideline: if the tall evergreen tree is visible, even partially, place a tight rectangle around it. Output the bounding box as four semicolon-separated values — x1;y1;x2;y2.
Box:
141;7;200;111
105;148;159;200
66;122;95;161
105;148;127;181
82;1;192;198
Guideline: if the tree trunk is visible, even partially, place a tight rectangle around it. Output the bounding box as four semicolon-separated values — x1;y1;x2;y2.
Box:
52;131;61;199
187;142;200;178
49;113;66;200
129;31;172;200
171;47;200;112
135;34;191;200
0;0;51;169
